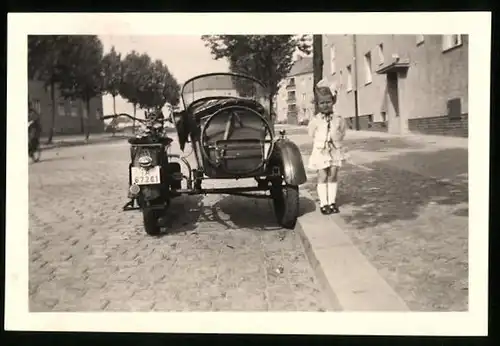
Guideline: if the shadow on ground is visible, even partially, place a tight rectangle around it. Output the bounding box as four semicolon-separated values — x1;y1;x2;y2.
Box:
297;136;425;155
337;153;467;229
194;195;316;231
342;137;425;152
376;148;468;182
156;195;205;236
303;147;469;311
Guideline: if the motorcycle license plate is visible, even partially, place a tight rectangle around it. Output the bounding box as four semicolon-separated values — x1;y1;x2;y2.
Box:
131;166;161;185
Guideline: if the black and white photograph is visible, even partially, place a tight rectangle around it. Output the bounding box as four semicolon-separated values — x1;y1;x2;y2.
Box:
6;12;490;336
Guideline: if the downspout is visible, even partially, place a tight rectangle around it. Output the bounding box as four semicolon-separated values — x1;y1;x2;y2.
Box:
353;34;360;131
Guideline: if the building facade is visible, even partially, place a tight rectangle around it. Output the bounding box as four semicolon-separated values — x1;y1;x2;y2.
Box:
276;57;315;125
28;79;105;137
322;34;468;137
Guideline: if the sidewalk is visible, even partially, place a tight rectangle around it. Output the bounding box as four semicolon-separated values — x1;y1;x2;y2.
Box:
40;133;130;150
291;130;469;311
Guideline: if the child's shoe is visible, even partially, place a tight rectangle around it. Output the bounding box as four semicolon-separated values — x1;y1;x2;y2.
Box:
320;205;331;215
329;203;340;214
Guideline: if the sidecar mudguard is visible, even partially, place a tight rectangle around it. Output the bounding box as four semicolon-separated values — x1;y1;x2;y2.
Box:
272;139;307;186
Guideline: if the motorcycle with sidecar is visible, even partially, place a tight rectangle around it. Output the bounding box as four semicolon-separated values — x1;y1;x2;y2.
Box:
103;72;308;236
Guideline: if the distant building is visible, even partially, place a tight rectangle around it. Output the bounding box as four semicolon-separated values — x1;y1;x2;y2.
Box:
322;34;468;137
28;79;105;137
276;57;315;124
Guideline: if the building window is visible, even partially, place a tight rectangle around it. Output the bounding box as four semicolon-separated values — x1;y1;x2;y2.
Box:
58;102;65;117
287;90;296;101
346;65;353;92
330;45;336;75
364;52;372;84
289;77;295;86
416;35;424;45
377;44;384;65
442;35;462;51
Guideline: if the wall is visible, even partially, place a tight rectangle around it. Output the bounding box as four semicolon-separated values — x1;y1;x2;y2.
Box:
28;80;105;137
322;34;468;137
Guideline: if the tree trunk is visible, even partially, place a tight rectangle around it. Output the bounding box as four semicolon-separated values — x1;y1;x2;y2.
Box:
269;92;275;121
112;95;116;136
312;35;324;114
80;100;85;135
133;104;136;134
47;81;56;144
85;98;91;141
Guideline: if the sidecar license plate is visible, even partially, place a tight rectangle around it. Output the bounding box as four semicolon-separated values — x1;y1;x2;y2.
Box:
131;166;161;185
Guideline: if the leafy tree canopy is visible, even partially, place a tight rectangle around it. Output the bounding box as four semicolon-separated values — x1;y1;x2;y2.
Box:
138;59;180;110
102;46;123;98
201;35;312;101
57;35;104;102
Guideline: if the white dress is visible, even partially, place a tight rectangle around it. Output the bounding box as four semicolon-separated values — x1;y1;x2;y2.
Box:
307;113;347;171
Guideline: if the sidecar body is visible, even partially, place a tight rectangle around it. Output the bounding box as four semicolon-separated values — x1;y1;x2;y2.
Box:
170;73;307;229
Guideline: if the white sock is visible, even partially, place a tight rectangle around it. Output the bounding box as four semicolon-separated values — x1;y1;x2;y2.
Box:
327;182;338;205
317;183;328;207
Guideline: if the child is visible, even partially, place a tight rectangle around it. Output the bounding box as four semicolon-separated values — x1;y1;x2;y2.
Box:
307;83;347;215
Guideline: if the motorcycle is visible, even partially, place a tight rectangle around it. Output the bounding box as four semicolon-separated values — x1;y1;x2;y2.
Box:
102;111;183;236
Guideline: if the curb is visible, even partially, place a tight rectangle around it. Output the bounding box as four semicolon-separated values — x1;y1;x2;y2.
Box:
296;189;410;312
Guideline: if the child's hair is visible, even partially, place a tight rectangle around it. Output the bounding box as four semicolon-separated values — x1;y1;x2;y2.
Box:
314;86;337;105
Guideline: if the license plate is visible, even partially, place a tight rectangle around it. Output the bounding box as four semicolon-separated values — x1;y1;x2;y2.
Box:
131;166;161;185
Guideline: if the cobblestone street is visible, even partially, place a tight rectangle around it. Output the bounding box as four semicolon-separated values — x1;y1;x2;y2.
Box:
29;140;329;312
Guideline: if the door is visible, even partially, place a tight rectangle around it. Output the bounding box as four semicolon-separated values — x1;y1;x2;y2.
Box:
386;72;401;134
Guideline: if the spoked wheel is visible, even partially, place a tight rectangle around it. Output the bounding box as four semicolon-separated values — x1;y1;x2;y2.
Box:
270;180;300;229
142;207;164;236
29;147;41;163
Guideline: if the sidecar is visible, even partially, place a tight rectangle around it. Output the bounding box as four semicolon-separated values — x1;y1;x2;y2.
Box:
171;73;307;229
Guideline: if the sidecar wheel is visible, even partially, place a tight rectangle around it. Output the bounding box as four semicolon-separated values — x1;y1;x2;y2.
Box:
142;208;163;236
271;184;299;229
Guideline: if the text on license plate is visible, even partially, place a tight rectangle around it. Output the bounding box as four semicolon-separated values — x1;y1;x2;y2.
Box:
131;166;161;185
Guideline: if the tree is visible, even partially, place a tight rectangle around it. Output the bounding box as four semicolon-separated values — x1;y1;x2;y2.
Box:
102;46;123;136
57;35;104;141
28;35;68;144
138;59;180;111
201;35;312;112
120;51;152;132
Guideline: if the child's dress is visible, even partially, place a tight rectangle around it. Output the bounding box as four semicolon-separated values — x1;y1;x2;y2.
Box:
307;112;347;171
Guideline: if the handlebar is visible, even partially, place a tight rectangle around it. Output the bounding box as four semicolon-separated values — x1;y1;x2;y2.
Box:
101;112;174;124
100;113;147;123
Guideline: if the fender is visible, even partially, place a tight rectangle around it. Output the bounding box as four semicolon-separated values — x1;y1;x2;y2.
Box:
272;138;307;186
